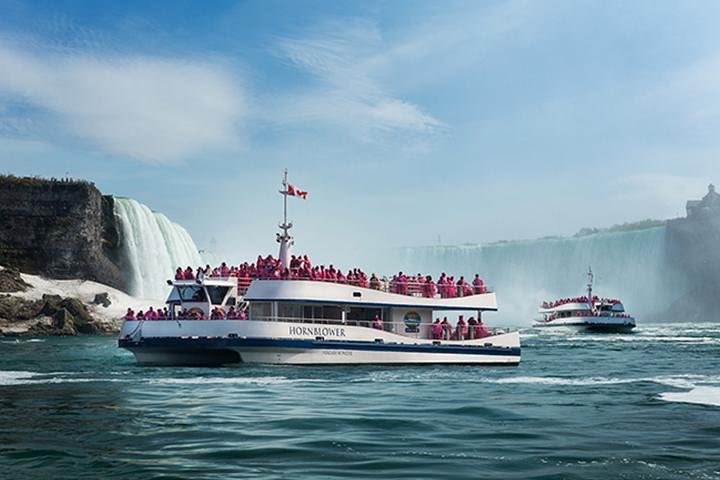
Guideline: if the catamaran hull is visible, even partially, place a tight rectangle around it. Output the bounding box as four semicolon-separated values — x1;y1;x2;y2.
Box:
118;320;521;366
122;343;520;366
534;317;636;333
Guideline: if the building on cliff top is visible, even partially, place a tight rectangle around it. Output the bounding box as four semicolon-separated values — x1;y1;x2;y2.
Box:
686;184;720;219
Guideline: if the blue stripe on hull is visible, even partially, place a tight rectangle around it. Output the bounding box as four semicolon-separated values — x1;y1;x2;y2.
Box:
119;336;520;357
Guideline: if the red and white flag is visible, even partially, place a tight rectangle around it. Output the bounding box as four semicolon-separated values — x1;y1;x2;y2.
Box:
287;184;308;199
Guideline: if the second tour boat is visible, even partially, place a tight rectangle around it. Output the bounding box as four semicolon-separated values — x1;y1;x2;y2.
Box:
535;268;637;333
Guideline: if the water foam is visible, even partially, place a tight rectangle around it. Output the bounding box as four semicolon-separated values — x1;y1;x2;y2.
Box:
0;370;39;385
659;386;720;407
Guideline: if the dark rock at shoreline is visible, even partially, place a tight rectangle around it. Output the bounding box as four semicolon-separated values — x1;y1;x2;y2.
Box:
0;293;111;336
0;268;31;292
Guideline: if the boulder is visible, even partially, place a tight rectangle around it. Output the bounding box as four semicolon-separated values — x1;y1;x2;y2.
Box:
92;292;111;308
38;294;63;316
60;297;99;334
0;268;31;292
52;308;77;335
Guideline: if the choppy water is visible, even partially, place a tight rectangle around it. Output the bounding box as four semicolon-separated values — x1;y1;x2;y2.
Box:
1;323;720;479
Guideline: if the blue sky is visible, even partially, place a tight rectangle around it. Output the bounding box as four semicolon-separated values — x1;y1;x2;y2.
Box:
1;0;719;265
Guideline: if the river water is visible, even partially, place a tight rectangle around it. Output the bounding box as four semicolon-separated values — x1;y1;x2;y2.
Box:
1;323;719;479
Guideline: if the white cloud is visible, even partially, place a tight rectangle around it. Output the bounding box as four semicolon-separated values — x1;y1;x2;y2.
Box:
267;19;443;141
0;40;246;163
264;2;538;143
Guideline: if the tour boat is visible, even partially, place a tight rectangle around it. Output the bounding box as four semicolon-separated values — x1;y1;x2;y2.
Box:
534;268;636;333
117;173;520;366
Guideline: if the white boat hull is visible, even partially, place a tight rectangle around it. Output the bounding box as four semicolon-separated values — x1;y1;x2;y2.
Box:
118;320;521;366
534;315;636;332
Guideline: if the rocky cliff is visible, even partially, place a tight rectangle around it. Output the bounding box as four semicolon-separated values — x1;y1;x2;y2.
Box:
663;211;720;321
0;175;126;291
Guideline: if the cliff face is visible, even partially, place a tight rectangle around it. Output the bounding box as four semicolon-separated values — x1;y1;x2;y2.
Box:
0;176;126;291
663;213;720;321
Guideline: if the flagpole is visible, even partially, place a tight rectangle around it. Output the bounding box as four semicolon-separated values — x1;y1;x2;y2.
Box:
283;168;288;230
277;169;293;268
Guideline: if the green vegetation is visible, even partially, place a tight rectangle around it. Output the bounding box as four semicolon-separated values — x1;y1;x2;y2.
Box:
0;174;93;187
574;219;666;237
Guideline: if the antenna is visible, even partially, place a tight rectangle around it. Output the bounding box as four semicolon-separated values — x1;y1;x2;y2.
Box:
277;169;294;268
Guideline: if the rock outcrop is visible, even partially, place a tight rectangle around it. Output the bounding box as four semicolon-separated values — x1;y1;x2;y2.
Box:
0;293;113;336
0;175;126;291
0;268;31;292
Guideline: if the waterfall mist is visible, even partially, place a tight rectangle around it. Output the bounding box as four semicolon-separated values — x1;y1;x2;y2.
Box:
394;227;682;325
114;197;202;299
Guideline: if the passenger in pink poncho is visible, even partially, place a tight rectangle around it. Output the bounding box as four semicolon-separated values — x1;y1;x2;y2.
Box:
441;317;452;340
431;319;443;340
474;319;491;339
220;262;230;277
455;315;467;340
472;275;485;294
124;308;136;321
145;307;158;320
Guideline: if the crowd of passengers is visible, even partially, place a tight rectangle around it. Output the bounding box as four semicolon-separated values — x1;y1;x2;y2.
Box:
430;315;491;340
389;272;486;297
542;296;622;309
123;306;247;321
173;254;487;298
353;314;492;340
123;306;493;339
545;311;631;321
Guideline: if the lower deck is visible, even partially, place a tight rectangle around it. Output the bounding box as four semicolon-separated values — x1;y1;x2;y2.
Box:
118;319;521;366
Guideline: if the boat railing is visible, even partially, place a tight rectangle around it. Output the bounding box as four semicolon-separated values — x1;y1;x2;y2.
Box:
249;315;511;340
198;275;494;298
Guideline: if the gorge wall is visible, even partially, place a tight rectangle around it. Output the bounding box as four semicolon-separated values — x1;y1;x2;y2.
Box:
0;176;203;300
0;176;126;291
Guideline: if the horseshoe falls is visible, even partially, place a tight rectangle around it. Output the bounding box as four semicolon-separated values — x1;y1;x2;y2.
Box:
113;197;202;299
396;226;682;324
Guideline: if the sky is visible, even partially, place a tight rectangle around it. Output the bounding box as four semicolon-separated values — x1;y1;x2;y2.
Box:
1;0;719;265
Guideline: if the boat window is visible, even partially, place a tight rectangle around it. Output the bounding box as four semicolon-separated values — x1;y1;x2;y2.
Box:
206;286;229;305
278;302;302;320
347;307;382;323
324;306;342;320
251;302;271;319
177;286;207;302
300;304;342;321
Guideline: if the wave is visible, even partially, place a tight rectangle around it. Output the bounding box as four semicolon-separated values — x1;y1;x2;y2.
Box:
481;374;720;388
0;370;123;386
148;376;294;386
359;370;720;389
0;338;46;344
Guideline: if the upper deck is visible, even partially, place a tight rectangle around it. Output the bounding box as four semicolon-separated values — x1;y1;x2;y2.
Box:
244;279;498;311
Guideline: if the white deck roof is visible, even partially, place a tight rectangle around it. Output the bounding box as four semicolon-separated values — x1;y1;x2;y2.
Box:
244;280;498;311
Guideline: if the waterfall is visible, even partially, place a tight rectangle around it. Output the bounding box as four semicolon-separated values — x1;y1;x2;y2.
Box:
113;197;202;300
395;227;681;324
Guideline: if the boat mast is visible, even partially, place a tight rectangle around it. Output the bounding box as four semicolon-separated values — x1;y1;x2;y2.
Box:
277;169;294;268
586;266;594;311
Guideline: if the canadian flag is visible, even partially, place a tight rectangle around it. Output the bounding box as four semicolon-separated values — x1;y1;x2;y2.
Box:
287;184;308;199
